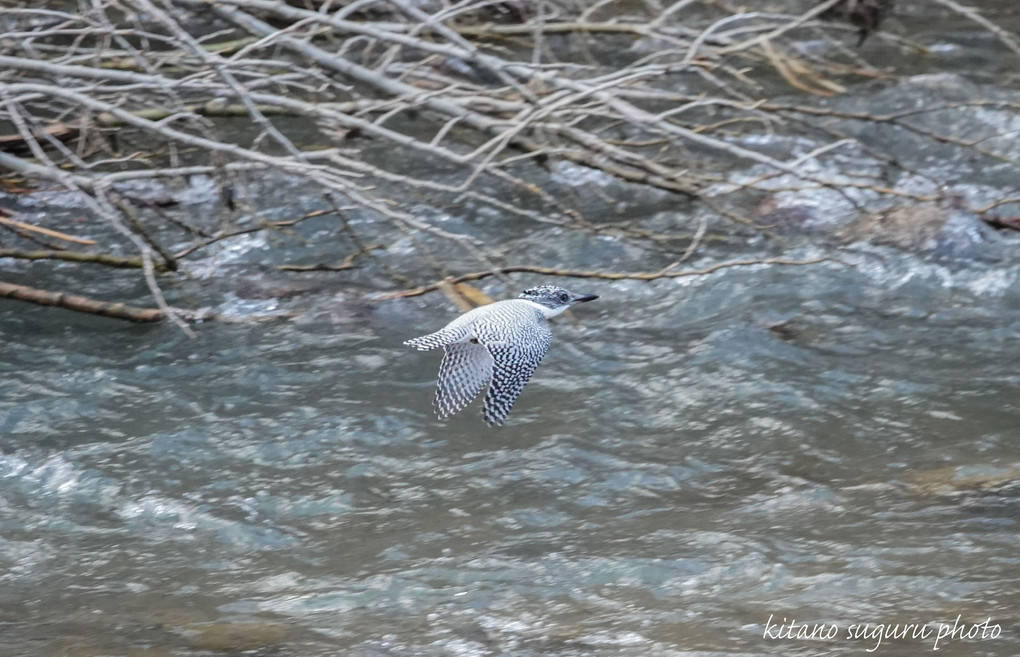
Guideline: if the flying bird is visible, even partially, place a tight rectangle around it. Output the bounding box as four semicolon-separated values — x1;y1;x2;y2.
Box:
404;285;598;425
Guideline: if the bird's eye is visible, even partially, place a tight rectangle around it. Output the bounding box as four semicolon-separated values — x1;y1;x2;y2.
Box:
558;292;569;302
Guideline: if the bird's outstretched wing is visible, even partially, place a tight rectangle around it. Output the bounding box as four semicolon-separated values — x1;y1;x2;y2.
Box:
434;341;493;419
482;325;553;426
404;325;468;351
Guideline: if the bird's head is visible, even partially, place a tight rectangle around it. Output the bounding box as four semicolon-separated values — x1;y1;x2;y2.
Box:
519;285;598;316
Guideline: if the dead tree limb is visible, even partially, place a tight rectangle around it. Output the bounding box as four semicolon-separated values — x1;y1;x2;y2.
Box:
0;280;166;322
0;249;151;269
0;213;96;246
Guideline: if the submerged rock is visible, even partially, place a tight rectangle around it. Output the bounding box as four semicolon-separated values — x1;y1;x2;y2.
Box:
839;201;1004;257
184;622;287;653
908;463;1020;498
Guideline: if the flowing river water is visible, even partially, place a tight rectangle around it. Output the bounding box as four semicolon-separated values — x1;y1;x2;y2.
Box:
2;234;1018;656
3;5;1020;657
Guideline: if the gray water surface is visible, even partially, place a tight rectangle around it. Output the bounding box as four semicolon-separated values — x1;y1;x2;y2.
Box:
4;4;1020;654
2;246;1018;657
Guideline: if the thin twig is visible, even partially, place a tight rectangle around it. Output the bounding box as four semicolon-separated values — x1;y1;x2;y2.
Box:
374;258;830;300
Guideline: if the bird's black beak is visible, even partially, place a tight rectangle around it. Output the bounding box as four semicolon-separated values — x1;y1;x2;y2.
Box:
574;294;598;303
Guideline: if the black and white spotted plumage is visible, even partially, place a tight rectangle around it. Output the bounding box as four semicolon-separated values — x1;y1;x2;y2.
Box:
483;330;552;425
404;286;598;426
434;340;493;419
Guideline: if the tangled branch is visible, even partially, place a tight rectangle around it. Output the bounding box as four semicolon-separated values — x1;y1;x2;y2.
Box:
0;0;1016;325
